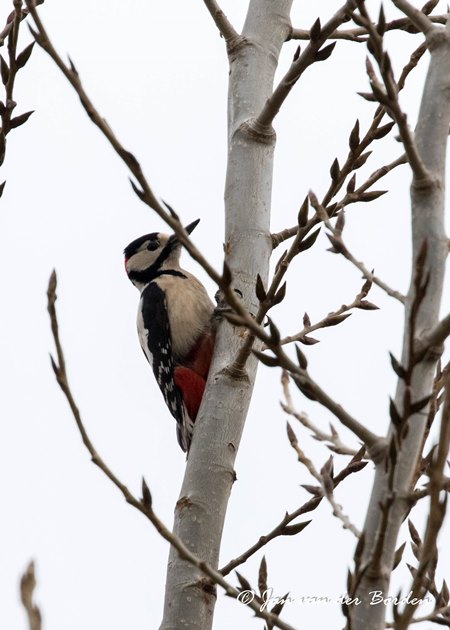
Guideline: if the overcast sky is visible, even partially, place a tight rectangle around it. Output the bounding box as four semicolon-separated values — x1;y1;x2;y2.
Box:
1;1;449;629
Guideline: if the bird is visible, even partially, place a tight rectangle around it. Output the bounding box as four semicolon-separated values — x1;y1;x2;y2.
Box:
124;219;215;452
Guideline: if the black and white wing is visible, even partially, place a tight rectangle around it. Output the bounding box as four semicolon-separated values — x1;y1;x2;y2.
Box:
138;282;188;451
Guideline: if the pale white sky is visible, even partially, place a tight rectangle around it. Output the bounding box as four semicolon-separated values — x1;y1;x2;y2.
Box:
1;1;449;629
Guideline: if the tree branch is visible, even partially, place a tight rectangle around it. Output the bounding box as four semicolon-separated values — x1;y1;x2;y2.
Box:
335;238;406;303
276;280;380;348
290;366;381;451
25;1;159;211
202;0;239;46
395;372;450;630
46;271;299;630
351;4;450;627
358;2;432;183
415;311;450;360
29;2;298;627
0;0;44;46
325;217;406;304
161;3;295;624
232;139;407;366
256;0;357;129
387;604;450;627
219;446;367;576
269;34;427;306
270;152;407;305
0;0;38;170
289;14;447;42
390;0;434;35
24;0;243;306
227;306;381;450
281;370;358;456
287;424;362;538
270;37;425;241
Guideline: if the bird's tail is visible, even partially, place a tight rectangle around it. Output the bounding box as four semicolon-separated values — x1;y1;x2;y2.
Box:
174;366;207;453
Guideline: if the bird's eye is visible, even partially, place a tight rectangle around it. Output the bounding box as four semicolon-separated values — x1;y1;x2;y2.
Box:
147;240;159;251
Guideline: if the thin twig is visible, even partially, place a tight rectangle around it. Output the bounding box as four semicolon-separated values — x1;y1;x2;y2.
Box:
281;371;358;456
387;604;450;627
324;485;362;538
325;225;406;303
219;447;367;576
333;153;408;214
390;0;435;35
25;0;252;334
271;150;406;284
233;207;321;369
271;34;425;248
338;246;405;303
286;420;362;538
20;561;42;630
286;421;323;483
289;14;446;41
227;304;381;449
0;0;37;170
270;37;425;307
358;2;432;184
24;2;197;256
257;0;358;128
411;476;450;506
46;271;298;630
239;37;421;366
398;42;428;91
291;368;380;449
0;0;44;46
276;282;379;349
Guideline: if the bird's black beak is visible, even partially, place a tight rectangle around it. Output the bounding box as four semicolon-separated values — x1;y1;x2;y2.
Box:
169;219;200;249
184;219;200;235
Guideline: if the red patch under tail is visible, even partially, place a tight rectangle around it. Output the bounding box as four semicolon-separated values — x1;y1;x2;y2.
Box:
174;366;207;421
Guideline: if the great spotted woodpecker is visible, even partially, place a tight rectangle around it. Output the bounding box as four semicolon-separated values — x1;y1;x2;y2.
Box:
124;220;215;452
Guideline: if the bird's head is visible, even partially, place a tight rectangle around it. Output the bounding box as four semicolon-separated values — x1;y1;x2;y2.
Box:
124;219;200;288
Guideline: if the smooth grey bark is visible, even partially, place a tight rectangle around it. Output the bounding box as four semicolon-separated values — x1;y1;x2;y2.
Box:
159;2;293;628
351;21;450;630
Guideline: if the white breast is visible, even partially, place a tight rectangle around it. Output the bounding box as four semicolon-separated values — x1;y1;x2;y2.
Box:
155;272;214;359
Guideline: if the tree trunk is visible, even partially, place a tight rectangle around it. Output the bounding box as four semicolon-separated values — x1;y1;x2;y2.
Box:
351;21;450;630
160;2;293;628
